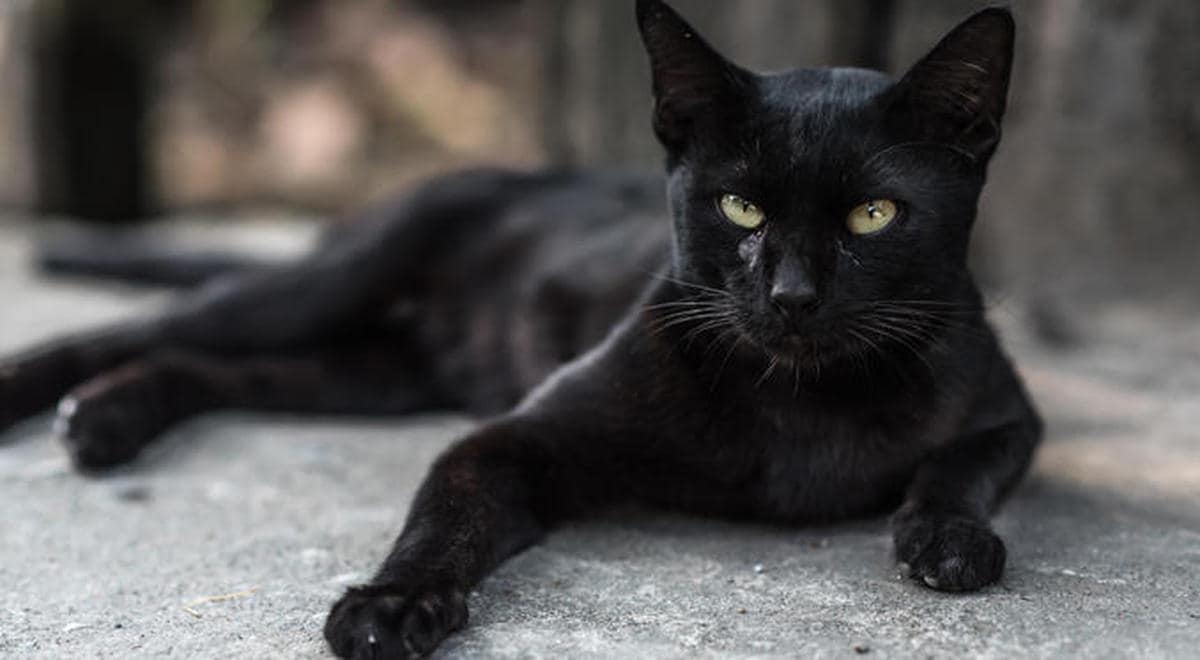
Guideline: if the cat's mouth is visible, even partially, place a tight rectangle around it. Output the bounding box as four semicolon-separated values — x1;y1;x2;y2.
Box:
699;304;862;369
757;327;849;365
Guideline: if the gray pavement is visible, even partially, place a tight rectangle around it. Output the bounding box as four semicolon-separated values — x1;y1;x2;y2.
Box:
1;219;1198;658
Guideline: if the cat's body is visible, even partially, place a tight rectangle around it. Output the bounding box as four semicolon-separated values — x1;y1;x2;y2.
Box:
0;2;1041;657
384;169;669;415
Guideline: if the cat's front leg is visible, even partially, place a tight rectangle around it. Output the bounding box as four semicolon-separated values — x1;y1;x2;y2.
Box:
893;413;1041;592
325;416;610;659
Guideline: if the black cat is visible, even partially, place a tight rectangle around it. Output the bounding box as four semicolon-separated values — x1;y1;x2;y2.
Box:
0;1;1041;657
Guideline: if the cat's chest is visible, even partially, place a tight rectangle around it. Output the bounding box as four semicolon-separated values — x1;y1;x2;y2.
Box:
731;398;937;522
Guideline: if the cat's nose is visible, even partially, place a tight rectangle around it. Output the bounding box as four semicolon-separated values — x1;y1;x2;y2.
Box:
770;281;820;318
770;254;820;319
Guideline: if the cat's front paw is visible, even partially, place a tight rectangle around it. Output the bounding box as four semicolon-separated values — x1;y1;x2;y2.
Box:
325;583;468;659
893;509;1006;592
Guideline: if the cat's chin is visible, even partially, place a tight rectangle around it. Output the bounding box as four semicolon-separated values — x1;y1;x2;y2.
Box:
760;333;836;365
755;329;868;373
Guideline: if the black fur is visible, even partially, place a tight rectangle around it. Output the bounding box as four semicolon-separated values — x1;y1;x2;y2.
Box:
2;2;1040;657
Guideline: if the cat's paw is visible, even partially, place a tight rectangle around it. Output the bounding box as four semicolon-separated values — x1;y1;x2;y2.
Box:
893;509;1006;592
325;583;468;659
55;387;158;470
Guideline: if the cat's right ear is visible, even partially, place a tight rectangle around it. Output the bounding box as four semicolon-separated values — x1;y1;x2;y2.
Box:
637;0;750;152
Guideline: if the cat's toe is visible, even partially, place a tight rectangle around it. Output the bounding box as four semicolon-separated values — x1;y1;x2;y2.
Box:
325;583;468;659
55;395;152;470
893;511;1006;592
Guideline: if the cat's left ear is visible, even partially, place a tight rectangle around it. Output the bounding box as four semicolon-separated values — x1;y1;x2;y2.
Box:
888;8;1015;160
637;0;752;153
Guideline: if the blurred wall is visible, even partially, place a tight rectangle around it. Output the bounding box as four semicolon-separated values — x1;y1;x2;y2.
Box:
544;0;1200;305
1;1;1198;306
0;0;33;208
966;0;1200;304
152;0;545;212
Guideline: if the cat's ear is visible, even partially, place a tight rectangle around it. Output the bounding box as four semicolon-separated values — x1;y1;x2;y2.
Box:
637;0;751;152
889;8;1015;160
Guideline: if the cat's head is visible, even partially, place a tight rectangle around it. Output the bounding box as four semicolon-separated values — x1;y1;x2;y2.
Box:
637;0;1014;366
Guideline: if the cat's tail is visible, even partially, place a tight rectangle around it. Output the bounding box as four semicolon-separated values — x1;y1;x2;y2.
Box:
36;233;281;288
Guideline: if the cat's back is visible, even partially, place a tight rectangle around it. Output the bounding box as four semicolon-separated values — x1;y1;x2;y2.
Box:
399;167;672;412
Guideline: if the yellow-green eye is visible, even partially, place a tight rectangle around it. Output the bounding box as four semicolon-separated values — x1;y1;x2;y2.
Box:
847;199;899;235
718;193;765;229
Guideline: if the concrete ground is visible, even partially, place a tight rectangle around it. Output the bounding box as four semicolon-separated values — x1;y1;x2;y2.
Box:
1;217;1198;659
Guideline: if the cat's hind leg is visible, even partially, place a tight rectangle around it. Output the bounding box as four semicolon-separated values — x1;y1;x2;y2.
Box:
56;342;450;469
0;238;398;436
1;169;520;432
0;252;372;437
0;323;160;435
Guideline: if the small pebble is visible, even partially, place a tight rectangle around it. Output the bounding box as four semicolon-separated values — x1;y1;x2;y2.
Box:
753;564;764;574
738;608;747;615
853;643;871;654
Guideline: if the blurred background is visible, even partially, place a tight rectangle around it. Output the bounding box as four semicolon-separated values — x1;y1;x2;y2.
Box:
2;7;1199;656
0;0;1197;324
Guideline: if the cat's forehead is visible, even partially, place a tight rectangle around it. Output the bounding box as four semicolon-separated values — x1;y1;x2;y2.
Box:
758;67;893;139
760;67;893;110
730;67;895;178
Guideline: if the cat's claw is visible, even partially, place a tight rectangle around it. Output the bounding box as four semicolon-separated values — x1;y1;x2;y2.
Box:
325;583;468;659
892;510;1006;592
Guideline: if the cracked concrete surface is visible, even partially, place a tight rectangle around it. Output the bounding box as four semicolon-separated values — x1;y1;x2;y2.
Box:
1;219;1198;658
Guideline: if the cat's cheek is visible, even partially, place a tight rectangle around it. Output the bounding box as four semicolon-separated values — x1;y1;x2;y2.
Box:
737;231;763;267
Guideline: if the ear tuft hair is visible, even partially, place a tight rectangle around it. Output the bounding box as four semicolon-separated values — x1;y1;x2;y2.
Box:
891;8;1015;159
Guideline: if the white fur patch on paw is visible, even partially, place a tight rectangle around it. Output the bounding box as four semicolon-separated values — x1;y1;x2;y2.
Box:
56;396;79;418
